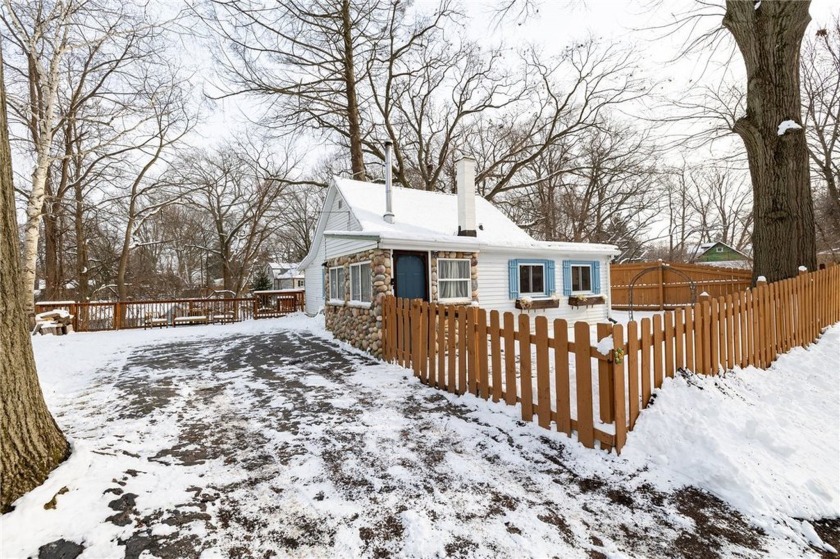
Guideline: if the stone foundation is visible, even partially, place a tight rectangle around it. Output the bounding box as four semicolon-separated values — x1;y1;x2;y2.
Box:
324;249;392;358
325;248;479;358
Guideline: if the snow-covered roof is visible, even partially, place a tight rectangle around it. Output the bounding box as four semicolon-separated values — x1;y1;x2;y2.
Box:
334;177;533;245
323;178;618;255
267;262;303;280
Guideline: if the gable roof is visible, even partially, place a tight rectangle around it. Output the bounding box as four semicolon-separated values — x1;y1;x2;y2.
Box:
267;262;303;280
695;241;751;260
334;178;533;245
301;177;618;268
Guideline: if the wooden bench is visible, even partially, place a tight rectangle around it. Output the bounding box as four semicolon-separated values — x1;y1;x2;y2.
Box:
173;314;209;327
211;311;236;324
143;314;169;329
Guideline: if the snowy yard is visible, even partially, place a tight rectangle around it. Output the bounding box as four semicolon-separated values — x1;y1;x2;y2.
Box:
1;315;838;558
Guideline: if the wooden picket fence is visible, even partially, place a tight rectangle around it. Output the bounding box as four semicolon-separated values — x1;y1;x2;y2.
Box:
381;266;840;453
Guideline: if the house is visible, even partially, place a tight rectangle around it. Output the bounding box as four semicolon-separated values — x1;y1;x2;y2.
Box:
267;262;305;290
299;157;619;357
691;242;751;269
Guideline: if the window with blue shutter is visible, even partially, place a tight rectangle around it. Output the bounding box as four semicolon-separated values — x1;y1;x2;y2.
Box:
562;260;602;294
507;259;556;299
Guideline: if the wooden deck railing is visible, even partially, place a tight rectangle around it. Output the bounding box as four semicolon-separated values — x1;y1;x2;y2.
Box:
382;266;840;454
34;290;305;332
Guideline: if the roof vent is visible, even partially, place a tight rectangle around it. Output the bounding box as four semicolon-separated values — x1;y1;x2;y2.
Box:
383;140;395;224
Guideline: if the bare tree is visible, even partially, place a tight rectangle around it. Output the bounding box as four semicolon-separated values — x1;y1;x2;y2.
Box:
204;0;450;182
802;18;840;258
112;73;195;300
2;0;86;316
0;40;69;514
179;141;303;294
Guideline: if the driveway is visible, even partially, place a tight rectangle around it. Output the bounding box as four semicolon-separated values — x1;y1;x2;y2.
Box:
24;326;809;558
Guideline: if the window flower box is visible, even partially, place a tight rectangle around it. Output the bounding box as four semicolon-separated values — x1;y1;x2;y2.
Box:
516;297;560;310
568;294;606;308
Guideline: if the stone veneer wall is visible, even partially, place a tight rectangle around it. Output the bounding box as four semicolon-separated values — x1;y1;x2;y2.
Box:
325;248;479;358
324;248;392;358
429;251;479;303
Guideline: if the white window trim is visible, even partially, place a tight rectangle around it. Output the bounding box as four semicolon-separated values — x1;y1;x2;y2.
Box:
328;266;345;303
518;262;547;296
438;258;472;302
349;262;372;303
570;264;593;294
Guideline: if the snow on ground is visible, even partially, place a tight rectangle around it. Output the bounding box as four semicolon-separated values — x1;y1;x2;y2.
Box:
621;325;840;550
1;315;838;558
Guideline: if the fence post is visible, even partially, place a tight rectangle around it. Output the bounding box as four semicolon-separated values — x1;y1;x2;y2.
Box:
699;292;711;374
612;323;627;454
597;323;614;423
71;303;79;333
756;277;768;366
657;262;665;310
114;302;122;330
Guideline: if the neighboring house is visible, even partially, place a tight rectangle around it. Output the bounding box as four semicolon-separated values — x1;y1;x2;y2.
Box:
691;242;752;269
267;262;305;290
299;157;619;357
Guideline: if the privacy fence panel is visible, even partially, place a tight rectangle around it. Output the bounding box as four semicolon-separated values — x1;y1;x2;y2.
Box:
610;261;752;310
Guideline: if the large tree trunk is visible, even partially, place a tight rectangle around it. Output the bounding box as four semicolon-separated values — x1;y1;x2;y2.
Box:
340;0;366;181
723;0;817;283
0;43;69;514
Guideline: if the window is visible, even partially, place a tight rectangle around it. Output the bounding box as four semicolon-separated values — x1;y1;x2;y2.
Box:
715;246;724;253
508;259;555;299
571;265;592;293
518;263;545;295
329;267;344;301
561;260;601;296
438;259;471;300
350;263;372;302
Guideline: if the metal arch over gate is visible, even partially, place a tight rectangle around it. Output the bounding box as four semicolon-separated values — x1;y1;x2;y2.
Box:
627;263;698;320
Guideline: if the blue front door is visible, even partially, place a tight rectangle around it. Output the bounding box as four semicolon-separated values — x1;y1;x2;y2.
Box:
394;252;427;301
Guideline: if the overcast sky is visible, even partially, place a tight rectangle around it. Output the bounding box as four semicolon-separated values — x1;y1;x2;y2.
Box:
191;0;838;162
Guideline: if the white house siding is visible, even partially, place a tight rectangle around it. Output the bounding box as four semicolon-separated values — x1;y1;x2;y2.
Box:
326;191;361;231
475;250;612;327
324;237;378;260
304;241;326;314
303;190;368;315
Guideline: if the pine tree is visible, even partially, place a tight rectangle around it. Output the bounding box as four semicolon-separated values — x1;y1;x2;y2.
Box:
251;267;273;292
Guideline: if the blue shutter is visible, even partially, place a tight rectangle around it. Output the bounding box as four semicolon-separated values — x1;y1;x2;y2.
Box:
508;259;518;299
562;260;572;296
545;260;555;295
592;260;601;294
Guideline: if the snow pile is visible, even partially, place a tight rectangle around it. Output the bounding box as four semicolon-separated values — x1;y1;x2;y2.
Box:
622;324;840;546
594;334;614;355
777;120;803;135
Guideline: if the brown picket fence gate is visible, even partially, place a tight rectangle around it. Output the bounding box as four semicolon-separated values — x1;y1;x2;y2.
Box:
381;266;840;454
